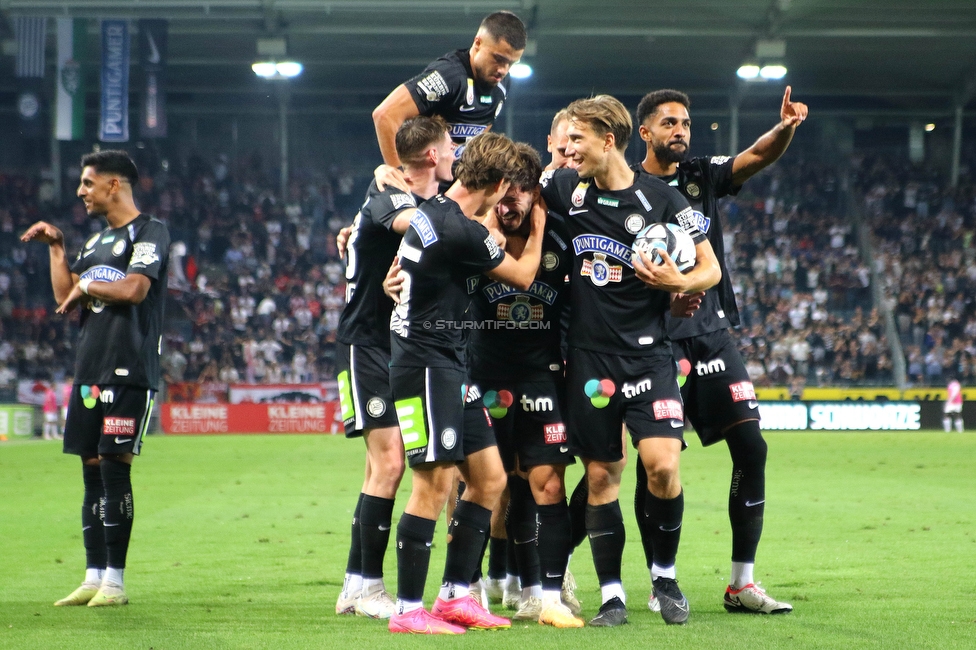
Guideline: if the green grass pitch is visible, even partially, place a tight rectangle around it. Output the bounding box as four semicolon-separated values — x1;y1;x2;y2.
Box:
2;430;974;649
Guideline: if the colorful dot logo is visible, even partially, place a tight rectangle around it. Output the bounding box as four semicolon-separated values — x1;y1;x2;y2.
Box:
676;358;691;387
484;390;514;419
80;385;101;409
583;378;615;408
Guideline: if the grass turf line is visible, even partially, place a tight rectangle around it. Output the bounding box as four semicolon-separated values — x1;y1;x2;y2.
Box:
1;431;974;649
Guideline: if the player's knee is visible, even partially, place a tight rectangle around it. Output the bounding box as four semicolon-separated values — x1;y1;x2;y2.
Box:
726;420;767;467
585;463;620;499
642;454;679;492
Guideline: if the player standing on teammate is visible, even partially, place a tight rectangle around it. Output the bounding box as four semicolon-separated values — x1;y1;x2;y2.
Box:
539;96;721;626
633;87;807;614
334;116;456;619
22;150;170;608
386;133;545;635
468;144;582;627
372;11;526;166
944;378;964;432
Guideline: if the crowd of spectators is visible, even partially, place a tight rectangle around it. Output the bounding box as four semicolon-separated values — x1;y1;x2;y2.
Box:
1;144;974;394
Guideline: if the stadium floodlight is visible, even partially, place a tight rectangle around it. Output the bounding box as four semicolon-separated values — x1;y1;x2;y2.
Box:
925;123;936;132
252;60;303;80
759;64;788;80
736;64;761;80
509;62;532;79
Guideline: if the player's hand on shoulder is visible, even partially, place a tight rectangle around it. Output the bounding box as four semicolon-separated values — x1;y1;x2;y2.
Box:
671;292;704;318
375;165;410;193
383;256;404;304
781;86;808;128
481;211;507;250
20;221;65;246
529;198;546;238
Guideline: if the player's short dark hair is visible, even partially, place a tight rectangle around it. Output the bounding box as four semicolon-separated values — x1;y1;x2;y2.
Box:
566;95;632;152
479;11;527;51
396;115;450;166
636;89;691;126
80;150;139;185
550;108;570;135
454;132;520;191
510;143;542;192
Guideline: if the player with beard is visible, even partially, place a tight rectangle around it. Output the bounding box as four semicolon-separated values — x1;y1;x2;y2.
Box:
22;150;170;608
386;132;546;635
632;87;806;615
334;116;456;619
467;144;582;627
373;11;526;166
539;95;721;627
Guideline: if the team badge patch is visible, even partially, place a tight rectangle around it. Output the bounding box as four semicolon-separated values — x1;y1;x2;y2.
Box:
130;242;159;266
542;251;559;271
497;295;542;322
366;397;387;418
581;253;622;286
441;428;457;450
571;182;589;207
417;70;449;102
625;214;645;234
685;182;701;198
112;240;127;256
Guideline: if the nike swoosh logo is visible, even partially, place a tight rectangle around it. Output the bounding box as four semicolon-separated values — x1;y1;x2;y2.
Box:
104;523;119;527
674;600;689;612
747;401;759;409
115;437;129;444
568;208;588;215
745;499;765;507
82;526;91;531
545;572;563;579
147;32;161;64
659;524;682;532
378;525;391;531
670;420;684;428
459;105;477;112
588;531;614;539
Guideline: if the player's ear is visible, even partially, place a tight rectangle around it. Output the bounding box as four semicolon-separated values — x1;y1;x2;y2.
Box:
638;124;651;142
604;132;615;152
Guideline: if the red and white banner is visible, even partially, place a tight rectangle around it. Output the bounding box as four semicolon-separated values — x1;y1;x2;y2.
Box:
161;402;343;434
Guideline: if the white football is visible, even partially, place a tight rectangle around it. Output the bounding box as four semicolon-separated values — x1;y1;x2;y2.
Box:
631;222;697;272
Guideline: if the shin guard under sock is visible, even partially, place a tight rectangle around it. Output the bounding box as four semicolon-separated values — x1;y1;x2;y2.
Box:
396;514;436;602
643;489;683;569
507;476;540;588
634;460;655;569
726;420;767;563
99;457;133;571
536;501;571;591
443;501;491;587
345;493;365;576
487;536;507;581
585;501;625;586
359;494;394;580
568;475;589;550
82;463;107;571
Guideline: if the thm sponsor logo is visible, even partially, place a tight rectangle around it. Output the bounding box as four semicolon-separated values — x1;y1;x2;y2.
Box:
622;378;652;399
695;358;726;376
520;395;554;412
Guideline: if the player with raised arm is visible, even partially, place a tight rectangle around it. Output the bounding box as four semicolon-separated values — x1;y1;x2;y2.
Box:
334;115;456;619
372;11;526;167
22;150;170;608
539;95;721;626
386;132;545;634
632;87;806;615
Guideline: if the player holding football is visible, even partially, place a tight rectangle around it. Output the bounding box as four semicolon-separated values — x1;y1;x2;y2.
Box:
334;115;456;619
22;150;170;608
372;11;526;167
386;132;545;634
633;87;807;614
539;95;721;626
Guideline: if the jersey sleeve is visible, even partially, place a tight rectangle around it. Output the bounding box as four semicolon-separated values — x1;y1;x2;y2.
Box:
370;184;418;231
666;188;708;245
452;219;505;274
705;155;740;198
403;55;466;115
127;220;170;280
539;168;573;216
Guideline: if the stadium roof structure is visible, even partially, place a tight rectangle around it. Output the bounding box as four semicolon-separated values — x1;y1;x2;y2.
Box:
1;0;976;120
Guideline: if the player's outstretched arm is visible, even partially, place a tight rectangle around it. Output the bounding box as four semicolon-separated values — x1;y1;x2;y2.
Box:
484;199;544;290
372;85;421;168
21;221;77;304
731;85;809;186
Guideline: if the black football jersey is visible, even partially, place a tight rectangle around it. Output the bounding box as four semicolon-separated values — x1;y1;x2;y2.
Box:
69;214;170;389
337;181;418;348
467;217;571;379
640;156;740;338
403;49;506;158
390;194;505;369
540;168;703;356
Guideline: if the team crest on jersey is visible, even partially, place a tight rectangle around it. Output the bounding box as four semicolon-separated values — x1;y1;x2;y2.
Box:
497;295;543;322
540;170;554;188
625;214;645;234
542;251;559;271
571;182;590;208
130;242;158;266
709;155;731;165
390;192;416;210
581;253;622;286
465;78;475;106
112;240;126;256
685;182;702;198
